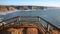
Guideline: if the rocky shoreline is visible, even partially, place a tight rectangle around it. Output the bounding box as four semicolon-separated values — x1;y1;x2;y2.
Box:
0;5;47;15
0;10;20;15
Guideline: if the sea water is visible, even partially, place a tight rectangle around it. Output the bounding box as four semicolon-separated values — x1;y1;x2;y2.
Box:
0;8;60;28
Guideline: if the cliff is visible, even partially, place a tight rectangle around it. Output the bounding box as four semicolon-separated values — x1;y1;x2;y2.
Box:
0;6;8;12
0;5;47;12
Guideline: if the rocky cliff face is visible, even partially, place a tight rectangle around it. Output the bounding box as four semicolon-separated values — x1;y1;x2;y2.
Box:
0;6;17;12
8;7;17;11
0;5;46;12
0;6;8;12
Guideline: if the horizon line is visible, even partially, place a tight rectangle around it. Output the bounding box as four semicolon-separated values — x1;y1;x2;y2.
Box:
0;5;60;8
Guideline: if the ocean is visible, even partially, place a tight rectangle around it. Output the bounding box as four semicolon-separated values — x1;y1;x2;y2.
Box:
0;8;60;29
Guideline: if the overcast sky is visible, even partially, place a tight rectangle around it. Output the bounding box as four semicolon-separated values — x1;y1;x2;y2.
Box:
0;0;60;7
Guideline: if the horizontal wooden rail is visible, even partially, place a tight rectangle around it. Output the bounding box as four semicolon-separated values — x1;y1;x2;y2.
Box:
0;16;40;23
0;16;60;30
40;16;60;31
0;16;60;34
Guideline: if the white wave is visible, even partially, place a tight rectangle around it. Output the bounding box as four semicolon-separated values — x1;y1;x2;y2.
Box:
0;10;18;15
0;10;33;15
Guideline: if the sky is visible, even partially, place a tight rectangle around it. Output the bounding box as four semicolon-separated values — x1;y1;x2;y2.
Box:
0;0;60;7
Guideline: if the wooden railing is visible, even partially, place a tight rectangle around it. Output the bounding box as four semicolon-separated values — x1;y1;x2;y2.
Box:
0;16;39;23
0;16;60;34
40;17;60;34
0;16;40;29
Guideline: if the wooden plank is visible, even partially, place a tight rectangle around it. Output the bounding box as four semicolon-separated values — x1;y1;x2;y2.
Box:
27;28;38;34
